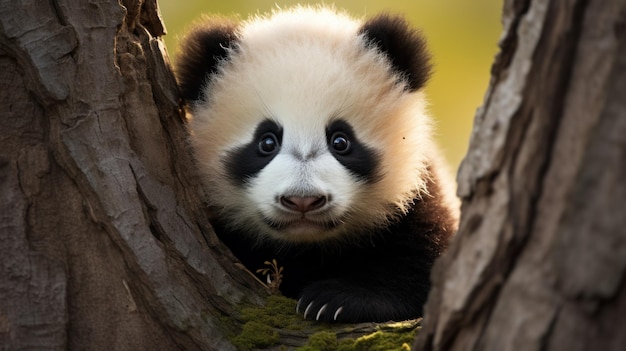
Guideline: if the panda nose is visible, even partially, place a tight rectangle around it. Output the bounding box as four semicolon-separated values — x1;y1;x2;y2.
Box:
280;195;327;213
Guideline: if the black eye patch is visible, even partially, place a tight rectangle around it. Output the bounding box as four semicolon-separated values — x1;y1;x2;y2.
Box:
325;119;380;182
225;119;283;185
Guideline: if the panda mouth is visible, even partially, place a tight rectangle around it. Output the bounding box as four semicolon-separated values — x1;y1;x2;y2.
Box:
262;216;341;232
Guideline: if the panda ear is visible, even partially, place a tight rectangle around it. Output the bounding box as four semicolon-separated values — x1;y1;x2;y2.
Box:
359;14;432;92
175;17;239;103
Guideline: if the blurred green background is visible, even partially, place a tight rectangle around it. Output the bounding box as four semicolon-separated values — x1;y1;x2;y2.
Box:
158;0;502;173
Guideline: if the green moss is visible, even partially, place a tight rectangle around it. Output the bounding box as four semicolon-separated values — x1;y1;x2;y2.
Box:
229;295;420;350
230;295;306;349
298;320;420;351
337;338;357;351
232;321;280;350
349;329;416;351
240;295;304;330
297;331;339;351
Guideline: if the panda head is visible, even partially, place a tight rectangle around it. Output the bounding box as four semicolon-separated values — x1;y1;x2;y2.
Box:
177;6;436;243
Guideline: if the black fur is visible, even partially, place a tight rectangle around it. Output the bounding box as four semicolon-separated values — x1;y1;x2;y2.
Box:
359;14;432;92
213;170;456;323
225;119;283;185
176;17;239;103
326;119;380;182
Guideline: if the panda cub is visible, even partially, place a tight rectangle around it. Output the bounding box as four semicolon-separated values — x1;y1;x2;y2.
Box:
176;6;459;323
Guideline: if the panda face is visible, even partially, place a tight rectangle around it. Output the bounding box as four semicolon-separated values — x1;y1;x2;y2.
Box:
221;117;379;242
186;7;436;243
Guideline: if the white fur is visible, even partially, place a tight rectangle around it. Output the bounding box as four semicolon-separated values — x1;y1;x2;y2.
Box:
188;6;443;243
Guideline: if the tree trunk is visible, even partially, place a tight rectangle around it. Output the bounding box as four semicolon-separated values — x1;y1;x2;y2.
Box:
0;1;267;350
415;0;625;350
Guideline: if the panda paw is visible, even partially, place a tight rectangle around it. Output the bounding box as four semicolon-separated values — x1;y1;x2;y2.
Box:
296;280;401;323
296;298;345;322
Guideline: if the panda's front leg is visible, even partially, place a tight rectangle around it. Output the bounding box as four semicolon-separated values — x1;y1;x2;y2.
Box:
295;258;430;323
297;281;397;323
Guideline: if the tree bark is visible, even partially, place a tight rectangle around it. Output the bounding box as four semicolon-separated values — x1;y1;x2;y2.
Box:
0;2;417;349
0;1;267;350
415;0;626;350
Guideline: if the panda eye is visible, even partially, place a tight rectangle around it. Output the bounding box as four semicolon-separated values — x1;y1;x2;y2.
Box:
330;132;351;155
258;133;280;155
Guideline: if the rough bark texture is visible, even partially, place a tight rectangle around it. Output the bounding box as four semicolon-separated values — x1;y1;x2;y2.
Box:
0;1;268;350
0;1;419;350
415;0;626;350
